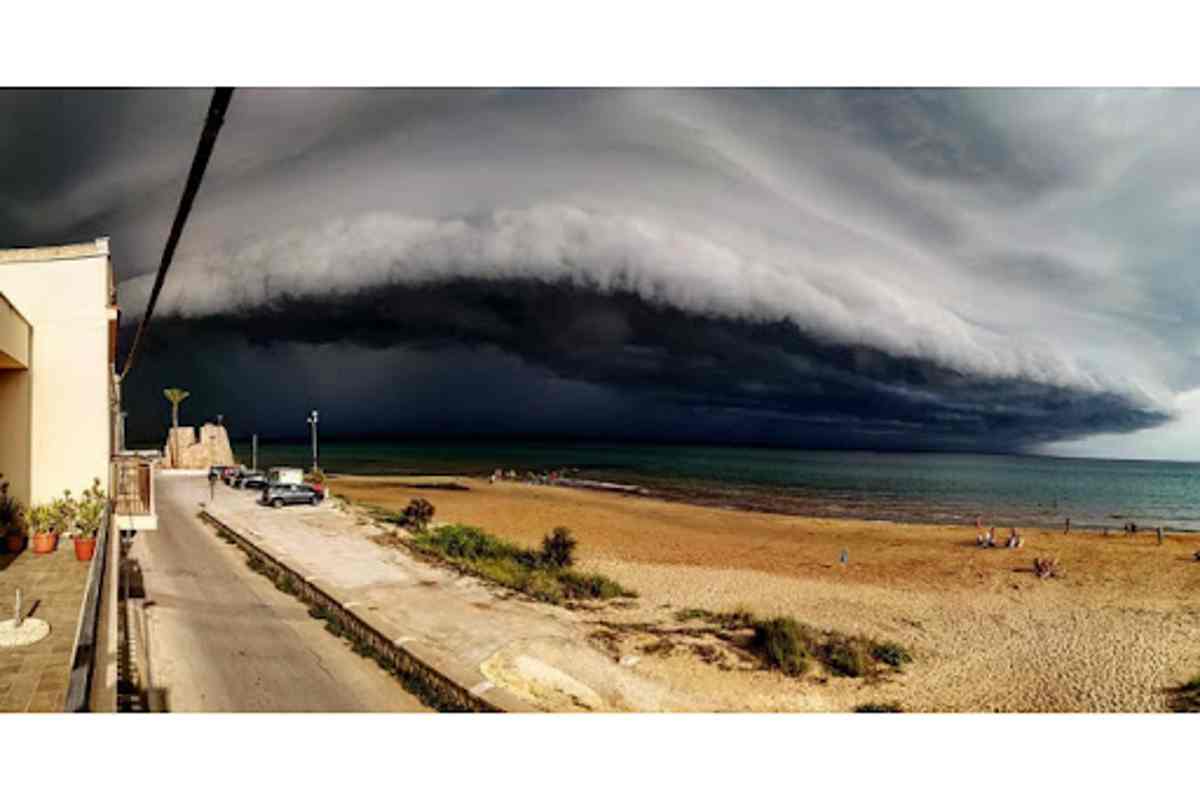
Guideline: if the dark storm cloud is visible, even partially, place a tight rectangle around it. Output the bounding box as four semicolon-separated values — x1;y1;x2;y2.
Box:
121;277;1167;450
6;88;1197;452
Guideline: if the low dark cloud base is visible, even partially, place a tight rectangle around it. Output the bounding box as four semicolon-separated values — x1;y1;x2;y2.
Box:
120;278;1169;451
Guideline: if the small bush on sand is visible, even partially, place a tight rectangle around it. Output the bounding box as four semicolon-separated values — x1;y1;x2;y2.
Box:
1033;556;1061;579
824;640;867;678
674;605;755;628
558;570;632;600
744;614;911;681
1169;674;1200;712
522;571;566;604
752;617;810;676
855;702;903;713
539;526;577;568
400;498;435;532
871;641;913;669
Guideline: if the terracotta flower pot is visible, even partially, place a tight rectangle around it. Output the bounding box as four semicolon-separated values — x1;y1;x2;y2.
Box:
4;533;24;554
31;531;58;554
74;537;97;561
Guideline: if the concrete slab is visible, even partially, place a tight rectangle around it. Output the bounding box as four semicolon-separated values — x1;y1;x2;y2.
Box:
193;475;683;711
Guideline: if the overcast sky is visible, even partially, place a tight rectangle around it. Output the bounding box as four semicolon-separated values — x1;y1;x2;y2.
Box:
4;88;1199;457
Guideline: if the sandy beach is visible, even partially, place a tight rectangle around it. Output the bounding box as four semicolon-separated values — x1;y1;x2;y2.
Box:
330;475;1200;712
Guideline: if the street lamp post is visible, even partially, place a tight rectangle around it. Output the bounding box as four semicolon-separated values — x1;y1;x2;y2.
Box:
306;410;320;473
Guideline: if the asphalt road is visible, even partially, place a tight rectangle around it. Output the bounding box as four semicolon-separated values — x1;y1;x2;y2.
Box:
132;475;430;712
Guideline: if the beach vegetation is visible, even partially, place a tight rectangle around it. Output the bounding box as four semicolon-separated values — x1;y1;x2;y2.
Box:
674;605;755;629
871;641;913;669
1169;674;1200;712
823;639;867;677
399;498;436;532
855;702;903;713
737;613;912;680
539;526;577;568
752;617;811;676
409;523;636;604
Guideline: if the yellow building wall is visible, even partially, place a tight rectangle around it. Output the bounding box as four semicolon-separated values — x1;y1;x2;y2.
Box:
0;241;113;506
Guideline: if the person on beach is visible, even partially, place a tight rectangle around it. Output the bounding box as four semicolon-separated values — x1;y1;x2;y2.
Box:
1006;528;1022;548
1156;526;1164;546
1064;517;1071;534
985;527;996;548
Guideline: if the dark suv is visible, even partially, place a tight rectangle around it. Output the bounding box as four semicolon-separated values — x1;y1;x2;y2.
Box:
260;483;322;508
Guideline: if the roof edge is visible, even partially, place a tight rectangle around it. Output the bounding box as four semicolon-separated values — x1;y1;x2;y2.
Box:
0;237;110;265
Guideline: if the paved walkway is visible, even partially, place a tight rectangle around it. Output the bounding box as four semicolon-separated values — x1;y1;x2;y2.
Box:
133;476;430;712
0;545;89;713
198;475;681;711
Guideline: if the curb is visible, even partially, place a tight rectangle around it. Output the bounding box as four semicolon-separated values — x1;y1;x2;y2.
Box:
197;509;534;713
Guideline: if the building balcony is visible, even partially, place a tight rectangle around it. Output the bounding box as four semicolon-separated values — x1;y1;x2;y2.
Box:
111;452;158;532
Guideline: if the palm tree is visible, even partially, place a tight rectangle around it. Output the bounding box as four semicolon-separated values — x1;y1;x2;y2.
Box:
163;387;190;466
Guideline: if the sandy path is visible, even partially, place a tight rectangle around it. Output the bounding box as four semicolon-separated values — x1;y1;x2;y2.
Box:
332;475;1200;712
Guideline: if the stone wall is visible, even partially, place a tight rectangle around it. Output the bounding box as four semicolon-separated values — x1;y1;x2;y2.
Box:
162;424;235;469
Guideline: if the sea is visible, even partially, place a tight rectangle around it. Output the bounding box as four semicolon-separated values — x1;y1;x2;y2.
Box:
229;440;1200;532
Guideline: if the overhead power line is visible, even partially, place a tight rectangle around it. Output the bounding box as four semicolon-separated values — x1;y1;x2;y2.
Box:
119;87;235;380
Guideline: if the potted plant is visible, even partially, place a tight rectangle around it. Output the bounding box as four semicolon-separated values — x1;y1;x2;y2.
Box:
0;475;26;554
26;503;57;554
73;478;106;562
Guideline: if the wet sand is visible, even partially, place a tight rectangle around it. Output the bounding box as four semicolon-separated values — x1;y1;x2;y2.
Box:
331;475;1200;712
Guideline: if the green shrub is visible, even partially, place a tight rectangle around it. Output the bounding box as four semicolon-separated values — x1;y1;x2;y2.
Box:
674;606;754;628
558;570;634;600
400;498;435;532
523;572;565;604
871;641;913;668
539;526;577;568
713;606;756;629
752;617;810;676
674;608;711;622
824;640;867;678
414;524;519;561
855;702;903;713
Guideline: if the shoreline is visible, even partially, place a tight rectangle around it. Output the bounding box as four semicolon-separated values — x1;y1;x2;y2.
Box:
327;469;1200;535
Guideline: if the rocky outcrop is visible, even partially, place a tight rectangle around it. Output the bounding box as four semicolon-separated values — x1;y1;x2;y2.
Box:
162;424;235;470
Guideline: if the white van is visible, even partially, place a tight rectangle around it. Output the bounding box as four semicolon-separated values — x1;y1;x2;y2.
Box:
268;467;305;486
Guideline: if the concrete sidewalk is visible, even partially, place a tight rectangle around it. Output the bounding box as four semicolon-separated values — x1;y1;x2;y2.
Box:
196;476;681;711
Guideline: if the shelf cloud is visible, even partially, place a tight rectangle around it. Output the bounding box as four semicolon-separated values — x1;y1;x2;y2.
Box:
5;88;1197;451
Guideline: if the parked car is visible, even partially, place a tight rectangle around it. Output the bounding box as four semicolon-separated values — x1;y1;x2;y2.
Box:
260;483;322;508
221;466;244;485
208;465;232;482
237;471;269;490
